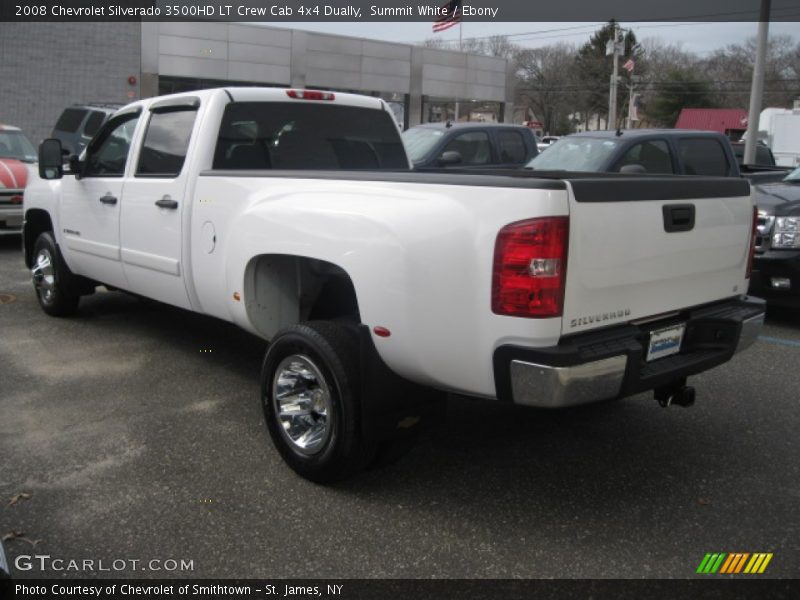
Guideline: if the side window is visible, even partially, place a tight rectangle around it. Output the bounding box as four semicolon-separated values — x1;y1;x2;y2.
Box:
496;130;527;164
83;111;106;138
83;114;140;178
54;108;87;133
136;109;198;177
443;131;491;165
679;138;730;176
614;140;674;174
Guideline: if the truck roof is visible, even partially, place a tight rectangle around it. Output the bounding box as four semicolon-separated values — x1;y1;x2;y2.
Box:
116;87;389;116
413;122;529;130
568;129;728;139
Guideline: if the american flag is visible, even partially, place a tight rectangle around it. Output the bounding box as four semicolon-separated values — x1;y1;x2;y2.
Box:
433;0;462;33
622;58;635;73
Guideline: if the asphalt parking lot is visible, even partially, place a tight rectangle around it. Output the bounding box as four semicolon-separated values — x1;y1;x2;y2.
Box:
1;234;799;580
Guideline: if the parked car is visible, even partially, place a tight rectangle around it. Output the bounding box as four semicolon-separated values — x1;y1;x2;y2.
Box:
526;129;790;184
26;88;763;482
749;167;800;306
51;103;122;155
537;135;560;152
0;123;36;235
402;122;538;169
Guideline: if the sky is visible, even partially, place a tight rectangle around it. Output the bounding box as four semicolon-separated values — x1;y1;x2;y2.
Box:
275;21;800;54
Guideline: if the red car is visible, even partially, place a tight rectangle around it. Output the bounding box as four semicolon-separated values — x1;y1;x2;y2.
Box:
0;123;37;235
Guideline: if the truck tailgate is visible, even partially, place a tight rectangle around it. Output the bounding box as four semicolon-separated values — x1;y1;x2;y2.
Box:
562;177;753;335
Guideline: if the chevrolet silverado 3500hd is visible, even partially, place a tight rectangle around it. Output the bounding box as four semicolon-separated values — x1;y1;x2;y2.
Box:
24;88;764;482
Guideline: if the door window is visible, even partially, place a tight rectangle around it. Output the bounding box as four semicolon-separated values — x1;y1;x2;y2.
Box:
614;140;674;174
83;114;140;178
443;131;491;165
136;109;198;177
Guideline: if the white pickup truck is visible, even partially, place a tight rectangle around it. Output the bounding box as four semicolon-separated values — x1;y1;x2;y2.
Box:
25;88;764;482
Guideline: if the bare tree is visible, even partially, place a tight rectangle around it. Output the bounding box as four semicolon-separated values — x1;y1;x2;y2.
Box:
702;35;800;108
515;43;580;135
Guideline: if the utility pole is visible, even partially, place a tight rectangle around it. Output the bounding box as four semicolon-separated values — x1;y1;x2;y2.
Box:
607;22;621;130
744;0;771;164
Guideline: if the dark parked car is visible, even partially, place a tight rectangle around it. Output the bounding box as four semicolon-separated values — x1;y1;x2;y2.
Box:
528;129;739;174
51;103;121;155
749;167;800;307
402;123;538;169
526;129;790;183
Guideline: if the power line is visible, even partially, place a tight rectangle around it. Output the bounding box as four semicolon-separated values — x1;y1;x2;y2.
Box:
421;5;800;47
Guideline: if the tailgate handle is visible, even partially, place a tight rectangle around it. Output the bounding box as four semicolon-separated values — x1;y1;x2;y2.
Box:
663;204;695;233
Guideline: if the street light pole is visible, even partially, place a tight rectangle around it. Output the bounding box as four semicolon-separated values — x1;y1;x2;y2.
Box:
608;22;620;130
744;0;771;164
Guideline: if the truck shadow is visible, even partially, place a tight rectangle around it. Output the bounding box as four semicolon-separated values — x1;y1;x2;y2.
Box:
765;305;800;331
76;289;767;516
76;289;266;381
0;234;21;253
11;265;779;540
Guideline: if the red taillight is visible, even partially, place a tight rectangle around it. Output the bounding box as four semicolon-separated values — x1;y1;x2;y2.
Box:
286;89;335;101
746;205;757;279
492;217;569;318
10;195;23;205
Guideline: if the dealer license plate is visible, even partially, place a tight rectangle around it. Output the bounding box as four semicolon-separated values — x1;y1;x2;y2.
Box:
646;324;685;362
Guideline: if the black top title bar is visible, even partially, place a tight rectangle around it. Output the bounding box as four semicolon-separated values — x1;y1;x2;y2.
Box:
2;0;799;22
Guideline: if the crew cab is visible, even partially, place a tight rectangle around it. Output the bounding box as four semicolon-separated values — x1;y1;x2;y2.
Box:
402;122;538;169
527;129;790;184
24;88;764;482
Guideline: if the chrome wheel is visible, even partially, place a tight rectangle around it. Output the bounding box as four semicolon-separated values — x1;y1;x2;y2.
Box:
32;249;56;304
272;354;333;455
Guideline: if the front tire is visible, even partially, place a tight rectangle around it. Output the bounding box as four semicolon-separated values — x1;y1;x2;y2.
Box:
261;322;375;483
31;232;80;316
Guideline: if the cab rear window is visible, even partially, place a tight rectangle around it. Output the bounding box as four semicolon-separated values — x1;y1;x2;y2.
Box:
679;138;730;176
213;102;407;171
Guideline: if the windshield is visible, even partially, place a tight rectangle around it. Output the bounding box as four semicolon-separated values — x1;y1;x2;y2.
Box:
401;127;446;162
0;130;37;162
784;167;800;182
527;137;620;171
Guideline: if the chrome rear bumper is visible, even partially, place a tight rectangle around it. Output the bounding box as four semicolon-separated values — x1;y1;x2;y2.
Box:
510;355;626;408
496;296;765;408
735;312;764;354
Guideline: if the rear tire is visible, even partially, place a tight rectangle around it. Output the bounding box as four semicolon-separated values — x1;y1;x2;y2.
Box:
31;232;80;316
261;321;375;483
